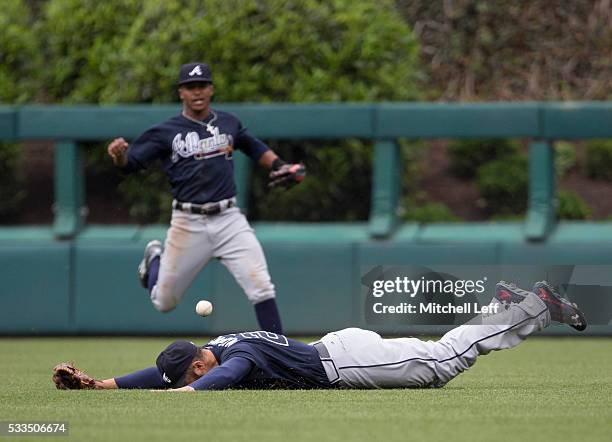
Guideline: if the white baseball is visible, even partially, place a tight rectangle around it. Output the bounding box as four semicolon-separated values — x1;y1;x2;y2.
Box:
195;300;213;317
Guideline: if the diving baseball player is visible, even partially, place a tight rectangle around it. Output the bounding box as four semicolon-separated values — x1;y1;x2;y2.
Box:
107;62;305;334
53;281;587;391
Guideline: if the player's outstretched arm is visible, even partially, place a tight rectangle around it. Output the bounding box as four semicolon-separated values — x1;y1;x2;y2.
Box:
258;150;280;169
113;366;167;389
159;357;254;392
96;378;119;389
52;363;167;390
185;356;253;391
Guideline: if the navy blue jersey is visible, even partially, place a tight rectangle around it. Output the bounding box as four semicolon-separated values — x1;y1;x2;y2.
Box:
122;110;269;204
200;331;331;389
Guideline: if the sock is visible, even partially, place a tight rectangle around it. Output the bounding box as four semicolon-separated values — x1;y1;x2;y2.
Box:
254;298;283;334
147;256;160;293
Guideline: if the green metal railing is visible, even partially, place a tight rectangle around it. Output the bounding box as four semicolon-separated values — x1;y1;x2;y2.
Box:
1;102;611;240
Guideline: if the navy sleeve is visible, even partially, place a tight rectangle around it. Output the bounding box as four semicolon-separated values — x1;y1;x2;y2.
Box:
114;366;166;389
121;127;168;173
189;357;254;391
234;121;269;162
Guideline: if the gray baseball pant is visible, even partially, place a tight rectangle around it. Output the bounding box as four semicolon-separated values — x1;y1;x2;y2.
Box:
318;293;550;388
150;207;275;312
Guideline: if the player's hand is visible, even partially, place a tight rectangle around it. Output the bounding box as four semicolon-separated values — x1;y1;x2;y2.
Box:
172;386;195;392
107;137;129;167
150;386;195;392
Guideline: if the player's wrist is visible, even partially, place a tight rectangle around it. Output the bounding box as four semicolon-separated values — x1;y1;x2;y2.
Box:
271;158;286;171
113;154;128;168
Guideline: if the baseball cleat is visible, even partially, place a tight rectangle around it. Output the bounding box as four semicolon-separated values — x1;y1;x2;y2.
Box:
495;281;532;309
532;281;587;331
138;239;162;288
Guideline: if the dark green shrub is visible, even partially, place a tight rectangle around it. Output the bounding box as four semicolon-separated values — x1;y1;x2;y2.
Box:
585;139;612;181
401;200;460;223
554;141;577;178
40;0;421;104
447;139;520;178
250;139;372;221
39;0;142;102
476;154;528;214
0;145;26;221
0;0;40;103
118;171;173;223
556;190;591;220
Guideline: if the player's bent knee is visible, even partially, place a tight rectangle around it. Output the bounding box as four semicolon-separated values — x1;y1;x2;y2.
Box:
150;286;179;312
154;301;177;313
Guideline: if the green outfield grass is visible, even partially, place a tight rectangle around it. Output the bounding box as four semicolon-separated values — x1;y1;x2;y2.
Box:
1;337;611;442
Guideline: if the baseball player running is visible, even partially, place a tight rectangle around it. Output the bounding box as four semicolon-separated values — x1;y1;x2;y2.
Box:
53;281;587;391
107;62;305;334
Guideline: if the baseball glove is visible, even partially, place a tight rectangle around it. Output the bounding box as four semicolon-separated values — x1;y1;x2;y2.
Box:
268;163;306;188
52;363;98;390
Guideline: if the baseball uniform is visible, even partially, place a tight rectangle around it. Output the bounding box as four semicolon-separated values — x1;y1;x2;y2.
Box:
113;291;557;391
114;62;289;333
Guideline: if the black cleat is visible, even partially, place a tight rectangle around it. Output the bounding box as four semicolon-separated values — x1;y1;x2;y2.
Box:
138;240;162;288
532;281;587;331
495;281;532;309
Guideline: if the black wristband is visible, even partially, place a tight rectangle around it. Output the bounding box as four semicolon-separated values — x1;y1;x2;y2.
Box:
271;158;286;171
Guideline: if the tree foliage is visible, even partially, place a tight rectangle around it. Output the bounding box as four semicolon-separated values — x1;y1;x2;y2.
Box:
35;0;421;222
585;140;612;181
476;154;529;215
0;0;40;103
397;0;612;100
0;145;26;221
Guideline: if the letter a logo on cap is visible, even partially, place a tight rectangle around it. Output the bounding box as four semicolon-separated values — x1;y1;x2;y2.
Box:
189;65;203;76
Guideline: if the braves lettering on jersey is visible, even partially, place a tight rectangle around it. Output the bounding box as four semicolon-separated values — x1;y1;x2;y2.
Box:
202;332;331;389
122;110;268;204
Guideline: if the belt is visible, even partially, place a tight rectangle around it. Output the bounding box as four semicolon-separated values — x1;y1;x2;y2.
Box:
313;342;331;359
312;342;341;386
172;197;236;216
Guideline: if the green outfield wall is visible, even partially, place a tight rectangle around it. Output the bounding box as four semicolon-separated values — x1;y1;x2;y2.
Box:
1;103;611;336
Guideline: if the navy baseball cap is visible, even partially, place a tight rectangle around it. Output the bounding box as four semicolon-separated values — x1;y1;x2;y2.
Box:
156;340;199;387
178;62;213;85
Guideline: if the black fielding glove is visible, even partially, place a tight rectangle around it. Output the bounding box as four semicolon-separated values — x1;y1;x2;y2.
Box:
268;159;306;188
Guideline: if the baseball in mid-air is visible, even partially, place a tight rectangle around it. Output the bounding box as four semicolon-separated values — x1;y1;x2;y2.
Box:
195;300;213;317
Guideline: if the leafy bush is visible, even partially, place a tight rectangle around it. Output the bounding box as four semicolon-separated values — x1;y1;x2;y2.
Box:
39;0;421;222
0;145;26;221
401;200;460;223
39;0;142;102
476;154;528;214
585;139;612;181
447;139;520;178
556;190;591;220
0;0;40;103
39;0;420;104
554;141;577;178
250;139;372;221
